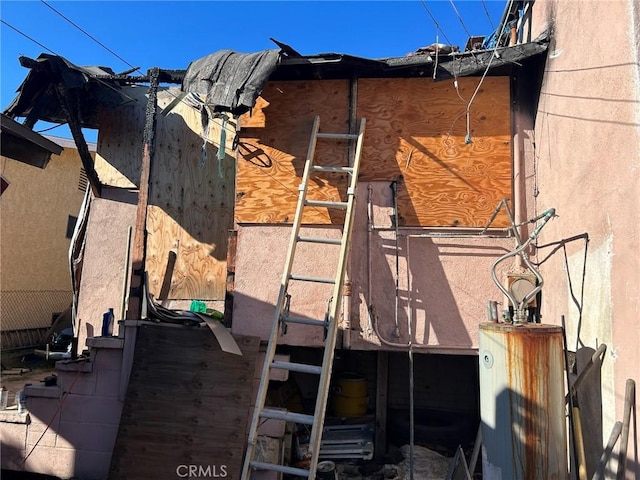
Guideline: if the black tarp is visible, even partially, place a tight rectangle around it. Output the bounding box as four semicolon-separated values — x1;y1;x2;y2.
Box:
182;49;281;115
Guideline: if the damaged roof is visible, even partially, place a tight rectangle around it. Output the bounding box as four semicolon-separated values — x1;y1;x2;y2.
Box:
3;34;549;129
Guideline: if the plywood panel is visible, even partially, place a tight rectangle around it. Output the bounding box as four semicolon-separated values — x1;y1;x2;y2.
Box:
357;77;512;227
109;325;259;480
95;85;147;188
147;89;236;300
236;80;351;224
96;86;235;300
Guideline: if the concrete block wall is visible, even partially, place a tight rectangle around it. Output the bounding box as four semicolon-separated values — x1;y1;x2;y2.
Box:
0;337;125;480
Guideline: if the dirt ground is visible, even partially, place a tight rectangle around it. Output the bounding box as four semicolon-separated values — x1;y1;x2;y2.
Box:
1;357;58;407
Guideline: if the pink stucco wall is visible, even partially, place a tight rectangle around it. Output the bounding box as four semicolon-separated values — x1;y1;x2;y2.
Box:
232;181;518;352
522;0;640;471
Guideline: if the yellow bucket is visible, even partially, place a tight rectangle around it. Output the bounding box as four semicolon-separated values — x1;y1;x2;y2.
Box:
331;372;367;417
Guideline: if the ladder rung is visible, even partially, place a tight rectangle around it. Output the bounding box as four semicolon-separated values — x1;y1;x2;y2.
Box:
289;274;335;284
271;361;323;375
249;461;310;477
260;408;314;425
281;315;329;327
317;132;359;140
312;166;354;173
305;199;348;209
297;236;342;245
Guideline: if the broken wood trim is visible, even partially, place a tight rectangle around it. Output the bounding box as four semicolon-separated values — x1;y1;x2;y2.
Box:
224;229;238;328
126;67;160;321
54;84;102;197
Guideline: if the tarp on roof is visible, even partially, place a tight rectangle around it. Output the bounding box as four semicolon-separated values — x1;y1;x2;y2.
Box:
182;49;281;115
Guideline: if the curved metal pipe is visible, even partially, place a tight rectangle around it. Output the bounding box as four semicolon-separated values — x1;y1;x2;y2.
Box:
491;208;556;324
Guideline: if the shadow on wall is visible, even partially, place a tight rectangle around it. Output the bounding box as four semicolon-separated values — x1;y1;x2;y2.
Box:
362;233;510;350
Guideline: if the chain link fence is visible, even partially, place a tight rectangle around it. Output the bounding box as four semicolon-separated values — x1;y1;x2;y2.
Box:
0;290;72;331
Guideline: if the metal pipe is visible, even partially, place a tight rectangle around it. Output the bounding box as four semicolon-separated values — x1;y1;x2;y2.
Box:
391;181;401;338
491;208;555;324
407;235;415;480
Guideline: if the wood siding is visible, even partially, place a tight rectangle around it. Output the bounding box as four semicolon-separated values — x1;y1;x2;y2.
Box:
236;77;511;227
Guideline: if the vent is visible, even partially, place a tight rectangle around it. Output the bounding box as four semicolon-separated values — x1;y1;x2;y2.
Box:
78;167;88;191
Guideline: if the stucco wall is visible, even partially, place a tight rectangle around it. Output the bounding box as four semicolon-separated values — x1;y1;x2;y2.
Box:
232;181;518;351
1;145;88;331
524;0;640;469
75;188;137;349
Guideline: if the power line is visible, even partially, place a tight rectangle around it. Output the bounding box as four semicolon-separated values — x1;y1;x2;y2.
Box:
419;0;455;47
448;0;474;40
1;18;142;107
40;0;140;74
481;0;496;31
1;19;58;56
464;0;515;143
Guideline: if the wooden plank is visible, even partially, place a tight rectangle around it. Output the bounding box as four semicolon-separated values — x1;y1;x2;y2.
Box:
236;80;351;224
126;70;159;320
357;77;512;227
109;325;260;480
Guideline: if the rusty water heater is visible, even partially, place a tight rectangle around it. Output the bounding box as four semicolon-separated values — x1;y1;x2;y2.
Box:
479;323;568;479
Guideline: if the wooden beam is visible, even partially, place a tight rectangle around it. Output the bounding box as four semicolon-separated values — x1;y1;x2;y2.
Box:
375;350;389;461
54;84;101;197
125;68;159;321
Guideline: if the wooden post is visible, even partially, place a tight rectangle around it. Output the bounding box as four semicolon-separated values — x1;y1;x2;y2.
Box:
125;67;159;321
54;84;102;197
375;350;388;461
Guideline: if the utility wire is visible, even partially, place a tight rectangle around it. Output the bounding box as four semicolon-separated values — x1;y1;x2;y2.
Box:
463;0;514;143
40;0;140;74
481;0;496;30
449;0;474;40
419;0;455;47
1;19;58;55
37;1;203;116
0;19;142;108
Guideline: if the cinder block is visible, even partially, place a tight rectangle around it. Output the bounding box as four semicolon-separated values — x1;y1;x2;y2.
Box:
25;397;62;432
258;416;286;438
0;422;27;451
95;369;122;398
59;394;123;425
26;426;57;448
24;385;62;399
57;421;119;453
58;370;97;396
22;445;75;479
93;348;123;372
0;429;25;471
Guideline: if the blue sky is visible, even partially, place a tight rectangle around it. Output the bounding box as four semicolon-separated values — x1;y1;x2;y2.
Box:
1;1;507;141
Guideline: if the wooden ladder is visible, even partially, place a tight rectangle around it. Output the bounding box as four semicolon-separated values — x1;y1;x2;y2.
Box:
240;115;366;480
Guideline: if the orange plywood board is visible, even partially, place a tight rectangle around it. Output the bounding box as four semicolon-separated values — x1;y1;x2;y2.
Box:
357;77;512;227
236;80;351;224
